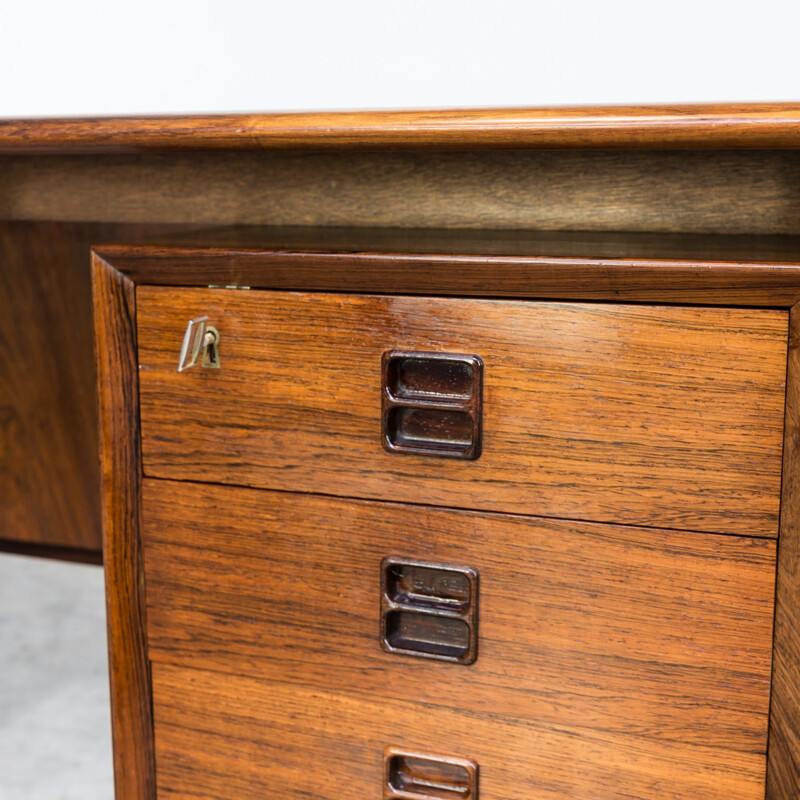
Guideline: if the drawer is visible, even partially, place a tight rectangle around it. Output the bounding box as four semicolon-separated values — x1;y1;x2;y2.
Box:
137;289;787;536
153;664;764;800
142;479;775;800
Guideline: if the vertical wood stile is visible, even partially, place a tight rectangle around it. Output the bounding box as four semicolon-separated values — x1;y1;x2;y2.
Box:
91;252;155;800
767;303;800;798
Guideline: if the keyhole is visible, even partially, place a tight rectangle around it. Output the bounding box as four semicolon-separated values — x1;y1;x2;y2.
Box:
201;327;221;369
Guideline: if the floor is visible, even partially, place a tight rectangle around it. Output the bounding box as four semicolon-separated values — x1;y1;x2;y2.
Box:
0;553;113;800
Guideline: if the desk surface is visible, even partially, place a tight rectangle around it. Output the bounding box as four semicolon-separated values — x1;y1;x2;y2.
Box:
3;103;800;152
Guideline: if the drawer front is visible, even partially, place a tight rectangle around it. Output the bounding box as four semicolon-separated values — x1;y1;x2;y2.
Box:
137;289;787;536
143;479;775;799
153;664;765;800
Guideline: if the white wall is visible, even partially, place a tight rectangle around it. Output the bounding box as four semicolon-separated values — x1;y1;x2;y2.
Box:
0;0;798;117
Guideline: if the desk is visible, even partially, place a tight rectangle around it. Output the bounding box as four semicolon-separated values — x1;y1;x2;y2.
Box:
3;105;800;797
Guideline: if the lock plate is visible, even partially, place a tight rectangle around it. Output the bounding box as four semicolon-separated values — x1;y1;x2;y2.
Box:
178;317;220;372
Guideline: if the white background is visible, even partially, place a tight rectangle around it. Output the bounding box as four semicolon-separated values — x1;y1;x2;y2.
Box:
0;0;798;117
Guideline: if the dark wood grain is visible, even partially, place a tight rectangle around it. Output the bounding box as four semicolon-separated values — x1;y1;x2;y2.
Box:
97;225;800;260
4;104;800;152
95;228;800;307
91;253;154;800
767;302;800;798
152;663;770;800
59;106;800;798
136;288;787;536
0;222;101;549
5;222;800;552
7;149;800;236
143;475;775;800
0;538;103;565
0;222;205;552
142;479;776;766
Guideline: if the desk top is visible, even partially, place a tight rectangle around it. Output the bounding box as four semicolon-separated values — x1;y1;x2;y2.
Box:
2;103;800;152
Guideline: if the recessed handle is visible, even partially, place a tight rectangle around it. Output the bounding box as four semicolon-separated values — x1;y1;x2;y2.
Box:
384;749;478;800
381;558;478;665
382;352;483;459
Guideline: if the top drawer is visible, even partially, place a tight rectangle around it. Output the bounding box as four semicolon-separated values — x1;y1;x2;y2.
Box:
137;288;787;536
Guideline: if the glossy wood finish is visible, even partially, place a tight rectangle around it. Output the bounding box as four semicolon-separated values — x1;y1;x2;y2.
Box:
136;288;787;536
152;666;767;800
767;303;800;798
7;221;798;554
91;255;154;800
151;630;771;800
79;106;800;800
8;221;800;552
142;478;775;782
97;228;800;307
7;149;800;236
98;225;800;261
4;104;800;152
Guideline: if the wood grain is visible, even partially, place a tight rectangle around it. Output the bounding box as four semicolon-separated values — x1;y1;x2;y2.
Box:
4;104;800;152
91;254;154;800
5;148;800;235
0;222;204;551
97;224;800;261
142;479;776;761
145;470;775;800
767;302;800;798
137;289;787;536
152;664;769;800
97;228;800;308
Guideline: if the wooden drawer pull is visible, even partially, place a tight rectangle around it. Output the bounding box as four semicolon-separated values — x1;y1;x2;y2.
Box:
381;558;478;665
384;748;478;800
381;351;483;459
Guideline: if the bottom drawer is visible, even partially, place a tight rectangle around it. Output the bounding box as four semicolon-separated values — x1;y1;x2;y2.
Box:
154;662;764;800
143;480;776;800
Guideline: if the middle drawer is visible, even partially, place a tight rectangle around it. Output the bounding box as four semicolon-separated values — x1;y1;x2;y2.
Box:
141;477;775;798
